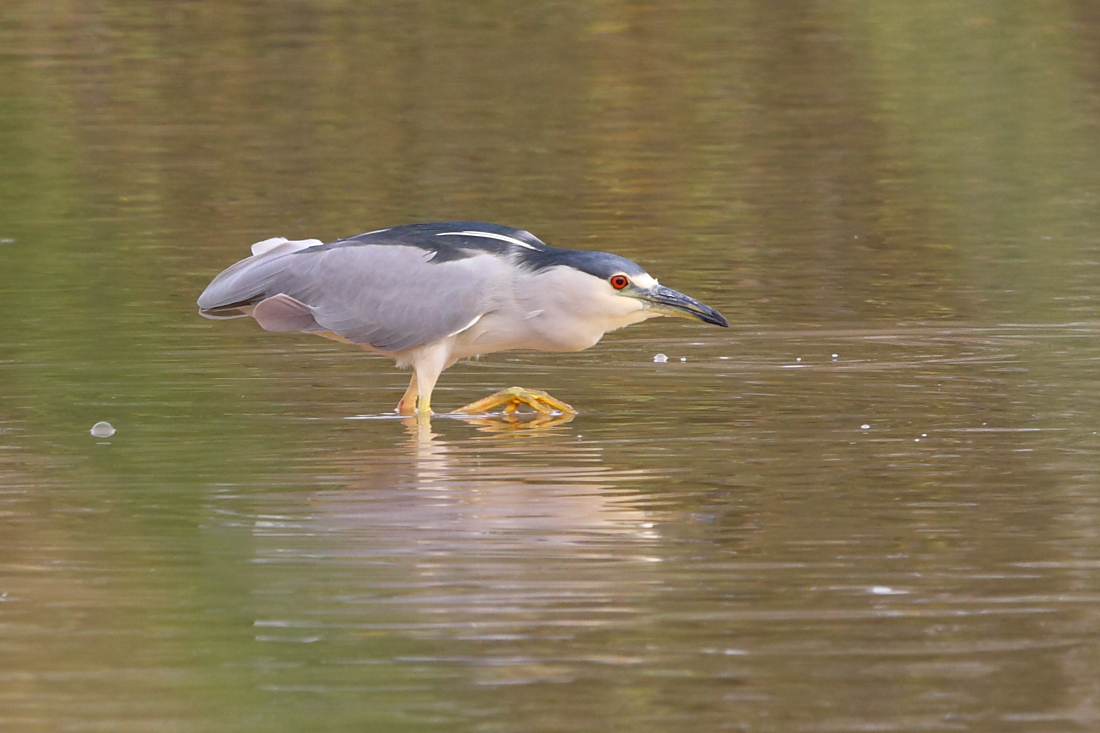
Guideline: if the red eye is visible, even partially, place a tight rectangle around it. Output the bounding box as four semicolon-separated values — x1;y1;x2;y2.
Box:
609;275;629;290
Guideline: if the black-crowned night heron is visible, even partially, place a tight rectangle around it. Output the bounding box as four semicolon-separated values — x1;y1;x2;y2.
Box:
198;221;727;417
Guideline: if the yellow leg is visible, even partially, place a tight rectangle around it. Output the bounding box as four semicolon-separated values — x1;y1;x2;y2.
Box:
451;386;577;416
395;368;435;421
396;373;418;415
416;390;432;420
405;342;448;421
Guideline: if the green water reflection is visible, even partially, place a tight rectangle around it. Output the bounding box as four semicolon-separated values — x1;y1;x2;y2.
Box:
3;1;1100;731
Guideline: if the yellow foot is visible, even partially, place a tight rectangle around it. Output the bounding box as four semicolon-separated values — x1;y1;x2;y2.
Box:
461;411;575;432
451;386;578;417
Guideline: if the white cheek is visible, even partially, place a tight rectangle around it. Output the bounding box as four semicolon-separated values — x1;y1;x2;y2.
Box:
632;273;658;289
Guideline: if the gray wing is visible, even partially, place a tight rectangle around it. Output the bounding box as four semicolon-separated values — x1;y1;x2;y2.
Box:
198;244;505;352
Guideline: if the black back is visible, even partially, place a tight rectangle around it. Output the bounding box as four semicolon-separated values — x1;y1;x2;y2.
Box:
310;221;648;277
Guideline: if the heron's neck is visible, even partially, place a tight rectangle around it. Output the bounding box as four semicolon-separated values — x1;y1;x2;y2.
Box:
519;267;650;351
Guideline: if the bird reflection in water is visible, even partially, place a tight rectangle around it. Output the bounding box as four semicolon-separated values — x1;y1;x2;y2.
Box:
317;414;661;547
248;415;666;688
253;417;664;610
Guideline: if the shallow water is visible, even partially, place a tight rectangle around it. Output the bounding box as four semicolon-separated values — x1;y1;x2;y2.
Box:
4;2;1100;731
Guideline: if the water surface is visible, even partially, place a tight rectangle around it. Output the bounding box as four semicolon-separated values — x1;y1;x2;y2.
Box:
3;2;1100;731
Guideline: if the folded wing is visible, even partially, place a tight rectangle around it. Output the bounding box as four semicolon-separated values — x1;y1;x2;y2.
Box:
198;240;505;353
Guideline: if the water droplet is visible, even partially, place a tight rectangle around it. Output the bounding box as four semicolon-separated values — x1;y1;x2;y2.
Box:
870;586;905;595
860;424;870;430
90;421;116;438
680;357;686;362
653;353;668;363
831;354;838;359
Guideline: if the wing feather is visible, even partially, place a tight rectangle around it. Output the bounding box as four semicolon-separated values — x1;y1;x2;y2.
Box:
199;243;507;353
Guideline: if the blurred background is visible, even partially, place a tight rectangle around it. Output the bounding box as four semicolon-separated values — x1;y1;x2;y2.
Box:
3;1;1100;731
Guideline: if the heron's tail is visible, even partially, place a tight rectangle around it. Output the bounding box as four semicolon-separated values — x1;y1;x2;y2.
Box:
197;237;321;318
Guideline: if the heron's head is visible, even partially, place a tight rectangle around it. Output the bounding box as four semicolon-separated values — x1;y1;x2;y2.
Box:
510;247;727;352
536;249;729;328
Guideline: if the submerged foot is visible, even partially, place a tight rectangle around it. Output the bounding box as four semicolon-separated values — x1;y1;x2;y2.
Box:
451;386;578;417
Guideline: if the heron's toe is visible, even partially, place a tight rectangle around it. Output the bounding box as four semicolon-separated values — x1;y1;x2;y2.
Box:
451;386;578;416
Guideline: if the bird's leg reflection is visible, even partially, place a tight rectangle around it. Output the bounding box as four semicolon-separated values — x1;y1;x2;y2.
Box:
401;415;437;442
400;417;452;487
452;386;577;422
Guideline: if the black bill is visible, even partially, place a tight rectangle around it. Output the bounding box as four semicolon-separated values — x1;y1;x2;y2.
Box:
640;285;729;327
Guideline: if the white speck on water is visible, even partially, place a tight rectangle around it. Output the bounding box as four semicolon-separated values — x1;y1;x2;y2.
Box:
680;357;686;362
796;357;801;362
861;424;870;430
719;356;730;360
921;433;927;437
914;438;920;442
831;354;838;359
653;353;668;363
90;421;116;438
870;586;907;595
